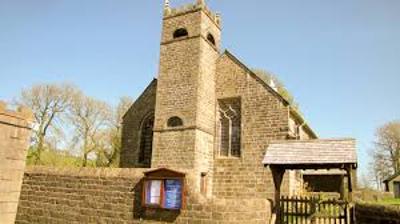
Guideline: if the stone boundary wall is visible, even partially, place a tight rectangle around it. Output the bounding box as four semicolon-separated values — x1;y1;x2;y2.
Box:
16;166;147;224
355;203;400;224
16;166;271;224
0;101;33;224
354;189;394;202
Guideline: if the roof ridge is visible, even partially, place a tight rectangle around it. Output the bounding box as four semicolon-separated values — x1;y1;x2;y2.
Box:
270;138;356;144
122;78;157;120
221;50;289;105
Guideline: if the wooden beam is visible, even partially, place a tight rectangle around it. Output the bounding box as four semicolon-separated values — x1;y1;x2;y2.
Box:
271;166;285;224
270;163;356;171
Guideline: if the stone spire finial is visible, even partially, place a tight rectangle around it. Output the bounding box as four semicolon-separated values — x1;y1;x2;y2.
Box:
164;0;171;15
216;12;221;24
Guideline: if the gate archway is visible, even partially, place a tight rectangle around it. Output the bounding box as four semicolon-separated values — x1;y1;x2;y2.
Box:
263;139;357;224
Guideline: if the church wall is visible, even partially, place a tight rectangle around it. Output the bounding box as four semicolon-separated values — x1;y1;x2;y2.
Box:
155;12;202;132
97;2;319;223
214;54;290;202
288;114;315;140
152;17;203;171
191;19;221;196
152;6;220;197
120;80;157;168
152;130;197;170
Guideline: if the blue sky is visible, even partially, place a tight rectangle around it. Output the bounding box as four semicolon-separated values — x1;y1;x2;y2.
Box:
1;0;399;175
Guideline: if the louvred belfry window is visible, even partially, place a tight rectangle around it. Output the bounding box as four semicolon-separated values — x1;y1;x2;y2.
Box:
173;28;188;39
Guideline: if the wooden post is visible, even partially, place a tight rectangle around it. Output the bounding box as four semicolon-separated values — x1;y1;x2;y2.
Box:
339;174;345;200
271;166;285;224
345;164;357;224
345;165;353;203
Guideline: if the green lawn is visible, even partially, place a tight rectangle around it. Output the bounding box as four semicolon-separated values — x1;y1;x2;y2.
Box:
377;198;400;205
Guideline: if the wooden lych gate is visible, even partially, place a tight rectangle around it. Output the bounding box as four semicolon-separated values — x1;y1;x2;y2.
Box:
262;139;358;224
280;196;350;224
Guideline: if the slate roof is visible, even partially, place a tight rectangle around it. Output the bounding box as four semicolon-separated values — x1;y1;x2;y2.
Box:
262;138;357;165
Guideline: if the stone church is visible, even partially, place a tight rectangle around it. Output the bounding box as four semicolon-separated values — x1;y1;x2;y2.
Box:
119;0;356;223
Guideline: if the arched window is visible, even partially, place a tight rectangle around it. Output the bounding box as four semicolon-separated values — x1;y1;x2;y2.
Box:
167;116;183;127
173;28;188;39
139;114;154;166
207;33;216;46
218;98;241;157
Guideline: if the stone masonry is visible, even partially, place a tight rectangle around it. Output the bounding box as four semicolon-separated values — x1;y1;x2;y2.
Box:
119;1;316;223
0;101;33;224
17;1;317;223
121;79;157;168
16;166;270;224
151;0;221;200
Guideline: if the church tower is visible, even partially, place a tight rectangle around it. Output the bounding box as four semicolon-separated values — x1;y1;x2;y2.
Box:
152;0;221;195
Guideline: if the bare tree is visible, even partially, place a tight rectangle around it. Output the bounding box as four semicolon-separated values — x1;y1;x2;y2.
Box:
375;121;400;171
358;172;373;190
68;93;112;167
370;121;400;188
96;96;133;167
17;83;77;164
369;154;392;190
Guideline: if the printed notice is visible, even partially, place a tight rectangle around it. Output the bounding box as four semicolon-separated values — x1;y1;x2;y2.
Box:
164;180;182;209
146;180;161;205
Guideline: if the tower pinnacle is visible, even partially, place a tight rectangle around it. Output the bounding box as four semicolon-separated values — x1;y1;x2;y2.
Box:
164;0;171;14
164;0;170;9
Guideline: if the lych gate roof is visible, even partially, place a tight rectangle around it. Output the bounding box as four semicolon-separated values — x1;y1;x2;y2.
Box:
263;138;357;166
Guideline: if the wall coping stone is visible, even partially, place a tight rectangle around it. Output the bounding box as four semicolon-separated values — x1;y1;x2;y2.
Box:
24;166;150;178
0;101;33;129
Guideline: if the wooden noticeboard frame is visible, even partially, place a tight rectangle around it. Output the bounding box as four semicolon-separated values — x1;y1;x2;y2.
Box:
142;168;186;210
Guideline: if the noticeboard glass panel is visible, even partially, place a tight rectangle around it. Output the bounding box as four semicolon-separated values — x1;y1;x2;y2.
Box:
163;179;183;209
145;180;162;205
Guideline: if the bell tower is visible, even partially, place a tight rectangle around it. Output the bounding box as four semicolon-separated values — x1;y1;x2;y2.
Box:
152;0;222;195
